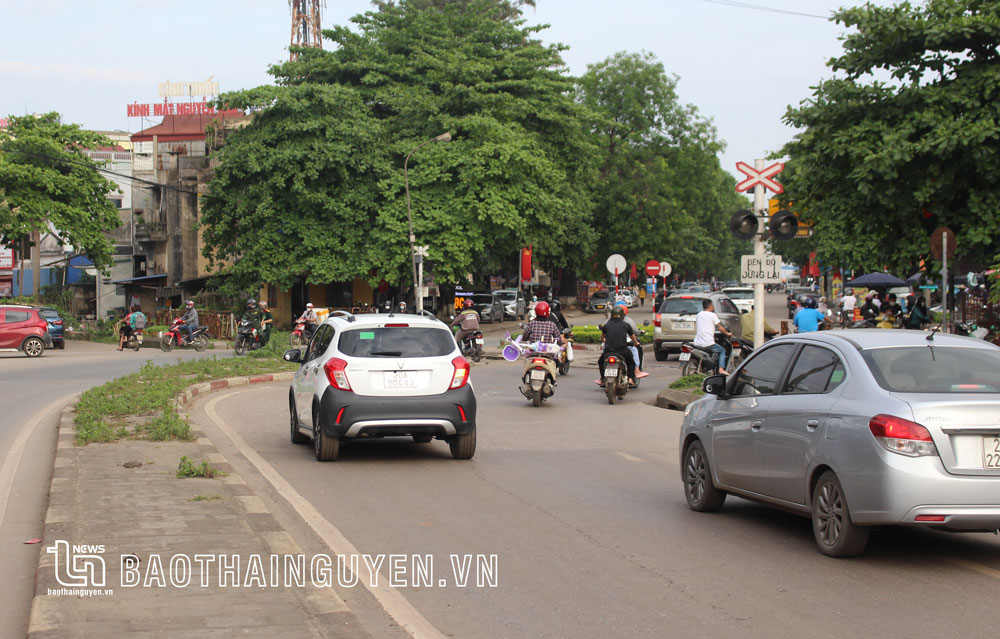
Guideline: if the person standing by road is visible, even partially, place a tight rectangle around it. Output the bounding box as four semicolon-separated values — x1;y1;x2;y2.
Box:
907;297;929;329
258;301;273;346
694;299;734;375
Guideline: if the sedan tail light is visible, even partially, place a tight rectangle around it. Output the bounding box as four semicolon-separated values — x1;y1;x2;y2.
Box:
450;356;470;389
868;414;937;457
323;358;352;391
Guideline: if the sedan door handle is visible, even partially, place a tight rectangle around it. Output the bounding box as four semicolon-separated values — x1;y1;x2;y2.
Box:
750;420;763;431
807;419;820;431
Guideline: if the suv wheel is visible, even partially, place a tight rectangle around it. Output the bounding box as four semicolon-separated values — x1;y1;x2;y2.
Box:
654;347;668;362
289;395;309;444
22;337;44;358
312;405;340;461
449;427;476;459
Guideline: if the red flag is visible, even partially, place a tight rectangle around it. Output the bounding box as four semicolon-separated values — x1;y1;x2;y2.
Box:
520;246;532;282
630;262;637;280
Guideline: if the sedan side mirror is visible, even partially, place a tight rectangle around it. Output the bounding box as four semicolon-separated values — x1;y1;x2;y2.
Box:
283;348;303;363
702;374;727;396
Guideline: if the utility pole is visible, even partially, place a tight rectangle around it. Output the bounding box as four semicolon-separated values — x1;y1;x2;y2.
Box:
752;160;767;349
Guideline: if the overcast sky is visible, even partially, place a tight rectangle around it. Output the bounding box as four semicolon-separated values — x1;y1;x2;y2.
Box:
0;0;893;178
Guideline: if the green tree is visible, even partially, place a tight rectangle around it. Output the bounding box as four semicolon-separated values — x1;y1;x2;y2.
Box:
0;113;121;272
779;0;1000;277
203;0;597;292
578;52;749;280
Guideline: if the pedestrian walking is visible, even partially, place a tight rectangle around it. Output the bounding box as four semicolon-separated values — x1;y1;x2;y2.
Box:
639;287;646;307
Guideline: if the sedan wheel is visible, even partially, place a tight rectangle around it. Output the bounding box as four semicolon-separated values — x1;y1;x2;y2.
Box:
683;440;726;512
22;337;44;358
811;471;869;557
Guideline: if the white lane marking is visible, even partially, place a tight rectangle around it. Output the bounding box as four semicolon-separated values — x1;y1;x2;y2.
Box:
0;392;78;528
616;452;645;463
940;555;1000;580
204;390;447;639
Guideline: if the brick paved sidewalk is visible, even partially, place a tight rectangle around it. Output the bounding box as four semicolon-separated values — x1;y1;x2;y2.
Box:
27;375;372;639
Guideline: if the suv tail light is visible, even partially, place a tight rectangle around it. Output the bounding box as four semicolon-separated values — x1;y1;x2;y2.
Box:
52;319;63;326
654;313;661;328
323;358;353;391
450;356;470;389
869;414;937;457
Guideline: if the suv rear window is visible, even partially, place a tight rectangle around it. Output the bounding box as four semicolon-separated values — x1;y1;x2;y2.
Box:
660;298;703;315
338;327;456;358
863;346;1000;393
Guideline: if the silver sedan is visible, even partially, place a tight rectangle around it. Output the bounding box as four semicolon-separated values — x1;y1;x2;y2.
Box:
679;329;1000;557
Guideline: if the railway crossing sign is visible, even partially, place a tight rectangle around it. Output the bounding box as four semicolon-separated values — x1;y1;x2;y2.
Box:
735;161;784;194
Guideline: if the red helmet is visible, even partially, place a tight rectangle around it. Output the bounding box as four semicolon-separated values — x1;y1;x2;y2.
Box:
464;299;474;309
534;301;550;317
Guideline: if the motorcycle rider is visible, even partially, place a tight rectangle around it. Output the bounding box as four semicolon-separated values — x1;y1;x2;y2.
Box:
243;299;261;342
451;298;481;345
598;305;638;388
118;304;145;351
794;297;826;333
179;300;198;344
547;299;570;331
694;299;734;375
740;307;776;344
298;303;318;340
521;301;565;352
616;301;648;377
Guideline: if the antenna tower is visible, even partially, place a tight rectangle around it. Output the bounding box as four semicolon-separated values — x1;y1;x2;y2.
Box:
288;0;324;61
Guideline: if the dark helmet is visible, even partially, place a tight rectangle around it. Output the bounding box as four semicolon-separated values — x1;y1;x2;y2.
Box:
464;298;474;309
803;296;818;309
534;301;551;317
610;305;625;319
549;299;561;311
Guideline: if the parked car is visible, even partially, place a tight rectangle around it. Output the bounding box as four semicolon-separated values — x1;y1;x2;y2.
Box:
618;288;638;308
653;293;742;361
0;305;53;357
495;289;526;320
585;290;612;313
680;330;1000;557
721;287;754;315
469;293;504;324
37;307;66;349
285;312;477;461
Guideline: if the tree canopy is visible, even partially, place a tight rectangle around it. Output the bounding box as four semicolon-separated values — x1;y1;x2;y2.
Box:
778;0;1000;276
203;0;597;291
0;113;121;271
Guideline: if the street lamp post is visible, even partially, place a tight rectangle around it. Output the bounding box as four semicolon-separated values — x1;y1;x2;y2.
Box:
405;131;451;314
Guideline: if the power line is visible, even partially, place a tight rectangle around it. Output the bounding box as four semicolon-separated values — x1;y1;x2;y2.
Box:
701;0;829;20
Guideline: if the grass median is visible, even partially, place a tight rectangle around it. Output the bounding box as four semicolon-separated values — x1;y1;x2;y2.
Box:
74;351;299;445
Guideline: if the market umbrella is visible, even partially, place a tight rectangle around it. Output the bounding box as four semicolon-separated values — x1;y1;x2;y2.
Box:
845;272;907;288
905;271;925;285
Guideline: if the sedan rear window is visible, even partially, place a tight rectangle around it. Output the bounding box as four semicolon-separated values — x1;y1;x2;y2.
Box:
338;327;456;358
661;298;703;315
864;346;1000;393
470;295;494;304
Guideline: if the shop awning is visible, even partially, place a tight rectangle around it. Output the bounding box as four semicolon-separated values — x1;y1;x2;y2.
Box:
110;273;168;284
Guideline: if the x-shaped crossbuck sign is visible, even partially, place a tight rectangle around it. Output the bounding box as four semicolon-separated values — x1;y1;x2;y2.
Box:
735;161;784;194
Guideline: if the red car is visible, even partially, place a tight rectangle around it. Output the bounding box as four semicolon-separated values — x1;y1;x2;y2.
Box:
0;305;53;357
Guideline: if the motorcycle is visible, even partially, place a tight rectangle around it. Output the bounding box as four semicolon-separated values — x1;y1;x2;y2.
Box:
502;330;564;407
679;332;740;376
290;318;311;348
602;352;632;405
556;327;574;375
160;318;209;352
234;318;265;356
451;321;485;362
124;328;144;352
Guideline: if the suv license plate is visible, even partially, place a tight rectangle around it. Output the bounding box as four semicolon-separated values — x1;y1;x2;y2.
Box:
673;321;693;330
984;436;1000;469
530;369;546;381
678;352;691;361
475;338;485;345
385;371;417;389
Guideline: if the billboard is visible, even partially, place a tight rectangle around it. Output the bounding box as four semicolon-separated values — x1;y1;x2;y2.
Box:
0;246;13;270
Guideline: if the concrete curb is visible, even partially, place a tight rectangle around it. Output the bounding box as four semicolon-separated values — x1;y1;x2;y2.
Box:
25;369;346;639
656;388;700;411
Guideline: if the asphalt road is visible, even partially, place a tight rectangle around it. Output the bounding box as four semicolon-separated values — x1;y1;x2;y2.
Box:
192;296;1000;639
0;340;233;638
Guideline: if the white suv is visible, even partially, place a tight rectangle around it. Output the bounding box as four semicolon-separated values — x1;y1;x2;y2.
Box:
285;312;477;461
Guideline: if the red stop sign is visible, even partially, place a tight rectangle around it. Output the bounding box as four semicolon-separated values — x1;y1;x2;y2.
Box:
645;260;660;276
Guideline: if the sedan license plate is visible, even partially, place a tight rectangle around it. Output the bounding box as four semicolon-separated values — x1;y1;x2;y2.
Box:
673;321;693;330
984;436;1000;469
475;338;485;345
678;352;691;362
384;371;417;389
530;369;546;381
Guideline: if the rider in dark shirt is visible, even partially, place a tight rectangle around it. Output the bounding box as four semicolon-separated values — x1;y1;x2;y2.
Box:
598;306;637;386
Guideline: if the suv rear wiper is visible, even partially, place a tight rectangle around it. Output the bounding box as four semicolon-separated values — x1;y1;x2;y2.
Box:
370;351;403;357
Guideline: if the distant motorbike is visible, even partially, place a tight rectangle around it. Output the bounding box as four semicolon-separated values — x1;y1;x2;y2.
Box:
290;318;311;348
503;330;564;407
556;327;574;375
234;318;264;356
451;320;485;362
602;352;632;405
679;332;740;376
160;318;209;352
124;328;144;352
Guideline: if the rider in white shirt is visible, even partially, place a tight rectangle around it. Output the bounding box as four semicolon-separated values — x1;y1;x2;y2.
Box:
694;299;734;375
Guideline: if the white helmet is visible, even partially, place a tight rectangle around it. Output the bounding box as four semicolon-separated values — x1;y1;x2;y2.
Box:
306;302;313;309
